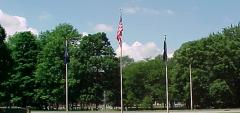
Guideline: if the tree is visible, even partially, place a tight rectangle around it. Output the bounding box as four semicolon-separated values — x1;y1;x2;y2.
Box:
0;24;13;105
75;32;119;109
123;57;166;109
34;23;80;109
141;95;153;109
124;61;146;109
6;31;39;107
122;56;134;67
209;79;233;108
172;24;240;108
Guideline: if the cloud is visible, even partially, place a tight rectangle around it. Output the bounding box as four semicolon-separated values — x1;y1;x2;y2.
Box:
116;41;174;61
123;6;159;15
142;8;160;15
38;12;52;21
0;9;38;35
165;9;174;15
168;52;174;58
82;32;89;36
123;6;174;16
94;24;113;32
116;41;160;61
123;6;141;14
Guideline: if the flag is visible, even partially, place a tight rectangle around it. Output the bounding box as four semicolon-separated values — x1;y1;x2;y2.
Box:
64;45;69;64
117;15;123;46
163;37;167;61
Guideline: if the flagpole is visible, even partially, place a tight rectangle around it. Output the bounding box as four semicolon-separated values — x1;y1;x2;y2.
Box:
164;35;169;113
120;8;123;113
120;41;123;113
166;61;169;113
190;64;193;110
65;39;68;113
117;9;123;113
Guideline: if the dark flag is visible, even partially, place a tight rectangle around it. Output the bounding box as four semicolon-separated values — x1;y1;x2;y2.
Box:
163;37;167;61
64;44;69;64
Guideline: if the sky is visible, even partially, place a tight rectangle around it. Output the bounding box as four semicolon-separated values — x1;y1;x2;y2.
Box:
1;0;240;61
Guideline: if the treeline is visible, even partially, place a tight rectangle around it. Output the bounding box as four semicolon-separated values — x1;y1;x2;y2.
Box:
1;23;240;110
172;24;240;108
0;23;120;110
123;24;240;109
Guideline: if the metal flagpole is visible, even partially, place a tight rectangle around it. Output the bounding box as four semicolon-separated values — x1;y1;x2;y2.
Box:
117;8;123;113
65;39;68;113
166;61;169;113
164;35;169;113
120;41;123;113
120;9;123;113
190;64;193;110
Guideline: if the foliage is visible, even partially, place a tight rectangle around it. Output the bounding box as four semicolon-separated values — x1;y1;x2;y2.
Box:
141;95;153;109
0;24;6;41
1;22;240;110
75;32;119;108
0;24;13;105
209;79;233;108
34;23;80;108
123;57;166;109
172;24;240;108
6;32;39;107
122;56;134;67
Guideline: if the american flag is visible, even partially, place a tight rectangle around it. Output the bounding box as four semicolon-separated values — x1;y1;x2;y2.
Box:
117;15;123;47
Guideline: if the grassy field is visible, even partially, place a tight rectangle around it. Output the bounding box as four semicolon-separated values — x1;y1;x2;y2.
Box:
31;109;240;113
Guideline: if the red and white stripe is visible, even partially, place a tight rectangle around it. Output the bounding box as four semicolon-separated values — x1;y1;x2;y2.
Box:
117;16;123;46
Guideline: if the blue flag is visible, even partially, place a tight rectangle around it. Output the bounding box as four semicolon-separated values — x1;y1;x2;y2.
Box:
163;37;167;61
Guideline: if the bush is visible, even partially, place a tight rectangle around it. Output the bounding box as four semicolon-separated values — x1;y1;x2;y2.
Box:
141;96;153;109
0;107;29;113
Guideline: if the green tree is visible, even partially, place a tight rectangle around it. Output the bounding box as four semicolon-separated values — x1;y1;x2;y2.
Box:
75;32;119;109
34;23;80;109
209;79;233;108
124;61;146;109
123;57;166;109
141;95;153;109
0;25;13;105
6;31;39;107
122;56;134;67
172;24;240;108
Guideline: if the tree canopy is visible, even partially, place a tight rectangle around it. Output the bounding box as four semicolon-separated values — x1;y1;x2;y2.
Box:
172;24;240;108
6;31;39;107
1;23;240;110
0;24;13;105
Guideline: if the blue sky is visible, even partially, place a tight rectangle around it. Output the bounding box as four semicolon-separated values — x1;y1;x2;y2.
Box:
1;0;240;60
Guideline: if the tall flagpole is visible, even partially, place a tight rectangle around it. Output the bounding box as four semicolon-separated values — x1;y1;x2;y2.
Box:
117;8;123;113
166;61;169;113
120;40;123;113
190;64;193;110
120;9;123;113
65;39;68;113
164;35;169;113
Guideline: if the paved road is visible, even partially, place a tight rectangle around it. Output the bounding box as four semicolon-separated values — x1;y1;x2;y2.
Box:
32;109;240;113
